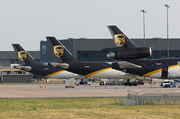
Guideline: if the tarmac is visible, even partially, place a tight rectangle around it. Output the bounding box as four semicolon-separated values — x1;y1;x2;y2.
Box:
0;83;177;98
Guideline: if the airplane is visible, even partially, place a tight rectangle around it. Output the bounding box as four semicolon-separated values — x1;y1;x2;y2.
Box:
102;25;180;79
13;44;128;87
46;36;153;86
12;44;84;80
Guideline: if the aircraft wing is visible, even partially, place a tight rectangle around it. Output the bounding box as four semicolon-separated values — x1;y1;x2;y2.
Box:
48;62;69;69
117;61;142;69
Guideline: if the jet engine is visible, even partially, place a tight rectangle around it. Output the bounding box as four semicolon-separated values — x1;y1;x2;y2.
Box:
106;47;152;60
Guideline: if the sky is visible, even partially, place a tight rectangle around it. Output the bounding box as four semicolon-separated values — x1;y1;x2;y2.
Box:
0;0;180;51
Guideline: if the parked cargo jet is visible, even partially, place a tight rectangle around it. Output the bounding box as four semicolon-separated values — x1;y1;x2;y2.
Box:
103;25;180;79
46;37;145;81
12;44;83;79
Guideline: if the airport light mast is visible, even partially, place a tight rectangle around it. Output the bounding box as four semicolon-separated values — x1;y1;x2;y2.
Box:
164;4;170;58
141;10;146;46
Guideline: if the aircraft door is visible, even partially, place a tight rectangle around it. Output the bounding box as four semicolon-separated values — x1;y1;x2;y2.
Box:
161;66;168;78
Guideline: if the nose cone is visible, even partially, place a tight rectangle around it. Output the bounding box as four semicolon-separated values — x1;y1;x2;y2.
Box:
107;52;115;58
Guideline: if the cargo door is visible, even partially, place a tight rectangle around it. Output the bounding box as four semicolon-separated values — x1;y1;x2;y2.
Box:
161;66;168;78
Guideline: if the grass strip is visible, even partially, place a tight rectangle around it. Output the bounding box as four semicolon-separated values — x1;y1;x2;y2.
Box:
0;98;179;119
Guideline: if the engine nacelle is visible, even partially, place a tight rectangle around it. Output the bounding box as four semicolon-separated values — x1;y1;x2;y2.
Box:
107;47;151;59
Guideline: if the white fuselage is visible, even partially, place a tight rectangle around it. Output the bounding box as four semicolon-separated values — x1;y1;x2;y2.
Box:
147;65;180;79
47;68;138;80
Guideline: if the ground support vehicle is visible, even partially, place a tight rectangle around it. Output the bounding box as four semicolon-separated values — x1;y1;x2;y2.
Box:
161;80;180;88
65;78;75;88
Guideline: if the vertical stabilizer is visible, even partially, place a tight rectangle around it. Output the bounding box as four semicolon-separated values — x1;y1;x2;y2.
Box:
46;37;81;63
107;25;137;49
12;44;40;65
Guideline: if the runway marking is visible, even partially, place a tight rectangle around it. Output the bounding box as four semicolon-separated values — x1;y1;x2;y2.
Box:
45;70;66;77
85;67;112;77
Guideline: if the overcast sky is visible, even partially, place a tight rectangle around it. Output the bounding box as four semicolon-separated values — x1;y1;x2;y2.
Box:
0;0;180;51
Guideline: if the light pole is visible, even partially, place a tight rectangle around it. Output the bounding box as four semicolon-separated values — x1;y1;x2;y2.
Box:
141;10;146;46
164;4;170;58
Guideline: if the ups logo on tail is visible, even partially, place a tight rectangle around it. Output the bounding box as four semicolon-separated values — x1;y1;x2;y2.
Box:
114;34;125;47
18;51;27;61
54;45;64;57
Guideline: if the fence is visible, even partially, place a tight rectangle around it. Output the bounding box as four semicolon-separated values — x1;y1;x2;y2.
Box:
122;89;180;105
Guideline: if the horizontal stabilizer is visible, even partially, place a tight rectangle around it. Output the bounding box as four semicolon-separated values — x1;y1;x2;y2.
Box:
14;65;31;71
117;61;142;69
49;62;69;69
